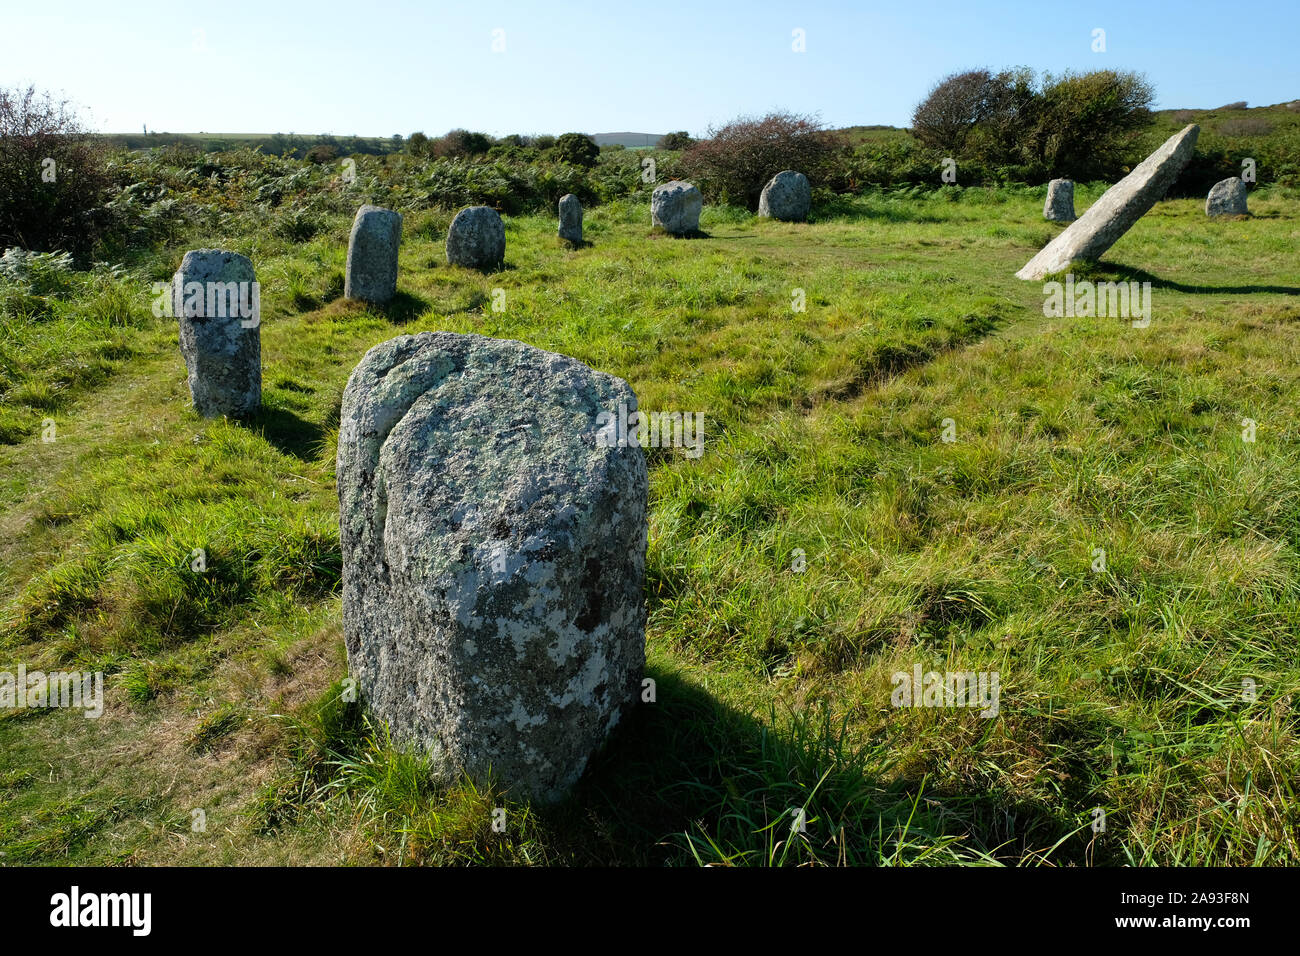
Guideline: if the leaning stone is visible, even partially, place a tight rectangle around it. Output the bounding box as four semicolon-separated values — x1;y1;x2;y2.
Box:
1016;125;1199;280
446;206;506;270
1206;177;1249;217
758;170;811;222
651;181;703;234
345;205;402;303
172;249;260;418
558;194;583;244
337;330;648;802
1044;179;1076;222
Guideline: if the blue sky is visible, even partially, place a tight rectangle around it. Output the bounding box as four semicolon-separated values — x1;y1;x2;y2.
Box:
3;0;1296;136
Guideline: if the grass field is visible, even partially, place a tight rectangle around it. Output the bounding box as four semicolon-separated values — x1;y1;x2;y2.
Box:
2;181;1298;866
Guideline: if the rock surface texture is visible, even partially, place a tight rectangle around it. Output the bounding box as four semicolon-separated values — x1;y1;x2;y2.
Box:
1206;177;1249;217
1016;125;1200;280
651;181;703;234
345;205;403;303
446;206;506;270
1044;179;1076;222
337;331;648;802
558;194;583;244
758;170;811;222
173;249;260;418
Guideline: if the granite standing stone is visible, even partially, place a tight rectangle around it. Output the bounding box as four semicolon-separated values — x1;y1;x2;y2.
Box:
651;181;703;234
558;194;583;244
1016;125;1200;280
446;206;506;270
1044;179;1076;222
172;249;260;418
758;170;811;222
345;205;403;303
1206;177;1249;217
337;331;648;802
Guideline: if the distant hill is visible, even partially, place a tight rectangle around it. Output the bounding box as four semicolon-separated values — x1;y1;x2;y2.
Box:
590;132;665;148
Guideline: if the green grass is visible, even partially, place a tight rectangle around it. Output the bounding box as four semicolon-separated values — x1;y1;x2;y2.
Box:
1;179;1298;865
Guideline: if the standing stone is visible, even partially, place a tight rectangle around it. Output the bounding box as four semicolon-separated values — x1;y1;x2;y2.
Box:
1044;179;1076;222
651;181;703;234
446;206;505;270
345;205;402;303
172;249;260;418
337;330;648;802
558;194;583;244
1016;125;1200;280
1206;177;1249;217
758;170;811;222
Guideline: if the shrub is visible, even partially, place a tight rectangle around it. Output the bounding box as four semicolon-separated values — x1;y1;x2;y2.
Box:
0;85;115;257
679;111;837;210
435;129;492;159
304;144;338;164
553;132;599;168
407;132;432;158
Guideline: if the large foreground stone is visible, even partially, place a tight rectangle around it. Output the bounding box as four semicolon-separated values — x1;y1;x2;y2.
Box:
338;331;648;801
446;206;505;270
345;205;402;303
1016;125;1199;279
651;181;702;234
558;194;583;244
1206;177;1249;216
758;170;811;222
172;249;260;418
1044;179;1076;222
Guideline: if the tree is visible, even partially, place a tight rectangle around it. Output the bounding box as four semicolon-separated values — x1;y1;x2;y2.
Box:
908;67;1154;181
679;111;837;209
0;85;113;256
553;132;599;167
910;69;996;153
658;131;693;150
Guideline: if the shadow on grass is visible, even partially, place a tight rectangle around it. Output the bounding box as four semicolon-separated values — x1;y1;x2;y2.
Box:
372;290;433;324
650;229;713;240
532;665;1103;866
1092;262;1300;296
247;404;325;462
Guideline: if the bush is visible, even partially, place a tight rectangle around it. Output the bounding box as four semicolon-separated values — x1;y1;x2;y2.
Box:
407;132;432;158
304;144;338;164
435;129;492;159
0;85;115;257
658;131;693;150
679;111;838;209
554;132;599;168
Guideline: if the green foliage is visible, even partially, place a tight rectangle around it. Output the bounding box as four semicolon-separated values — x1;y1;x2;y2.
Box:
553;132;600;168
910;67;1155;182
680;111;839;209
658;131;693;150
